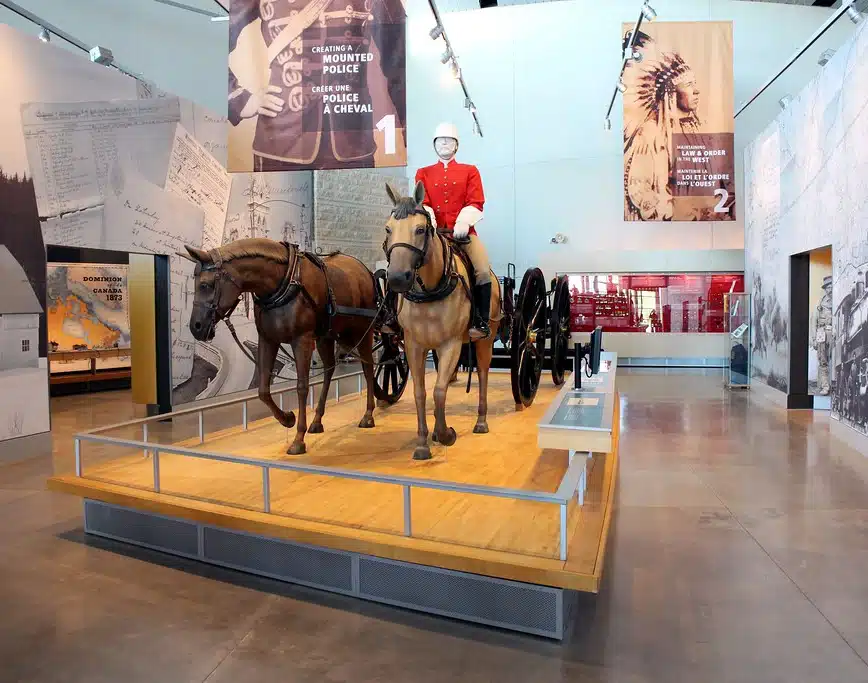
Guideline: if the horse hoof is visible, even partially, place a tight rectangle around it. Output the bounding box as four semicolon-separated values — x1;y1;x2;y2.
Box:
413;447;432;461
358;415;375;429
433;427;457;447
308;423;324;434
287;442;306;455
514;403;524;413
473;422;489;434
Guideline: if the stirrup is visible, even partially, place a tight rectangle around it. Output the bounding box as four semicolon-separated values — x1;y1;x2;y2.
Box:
469;322;491;341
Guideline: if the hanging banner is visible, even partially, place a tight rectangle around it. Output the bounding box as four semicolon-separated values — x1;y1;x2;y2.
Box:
227;0;407;173
622;21;735;222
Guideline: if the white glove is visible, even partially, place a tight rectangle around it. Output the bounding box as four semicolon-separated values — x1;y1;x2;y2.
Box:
453;221;471;239
423;205;437;229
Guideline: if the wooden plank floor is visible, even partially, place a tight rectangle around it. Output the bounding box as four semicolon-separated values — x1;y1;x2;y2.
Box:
50;372;619;589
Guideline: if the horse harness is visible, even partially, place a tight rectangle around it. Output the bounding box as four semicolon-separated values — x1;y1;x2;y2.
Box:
382;208;472;305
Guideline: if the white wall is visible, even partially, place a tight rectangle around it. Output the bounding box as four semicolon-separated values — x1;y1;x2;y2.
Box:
404;0;851;277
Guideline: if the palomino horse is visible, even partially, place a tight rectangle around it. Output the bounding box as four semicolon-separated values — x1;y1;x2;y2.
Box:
181;238;378;455
383;182;502;461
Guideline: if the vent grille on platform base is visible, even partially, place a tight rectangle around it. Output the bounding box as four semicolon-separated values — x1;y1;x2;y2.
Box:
358;556;560;636
84;499;199;557
203;526;353;593
82;500;568;639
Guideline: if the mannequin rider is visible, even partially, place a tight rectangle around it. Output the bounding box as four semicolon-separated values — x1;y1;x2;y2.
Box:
414;122;492;340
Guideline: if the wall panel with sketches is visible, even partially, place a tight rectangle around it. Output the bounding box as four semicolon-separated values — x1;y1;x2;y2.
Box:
0;24;318;442
744;21;868;441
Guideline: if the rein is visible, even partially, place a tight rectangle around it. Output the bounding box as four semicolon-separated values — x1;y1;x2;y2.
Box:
383;210;464;305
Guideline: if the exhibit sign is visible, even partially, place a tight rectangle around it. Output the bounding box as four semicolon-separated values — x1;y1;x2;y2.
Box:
622;21;735;222
227;0;408;173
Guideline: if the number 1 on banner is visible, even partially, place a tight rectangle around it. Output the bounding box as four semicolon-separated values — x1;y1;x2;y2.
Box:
376;114;396;155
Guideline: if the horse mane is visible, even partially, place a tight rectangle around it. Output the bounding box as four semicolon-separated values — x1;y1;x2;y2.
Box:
216;238;290;264
391;197;423;220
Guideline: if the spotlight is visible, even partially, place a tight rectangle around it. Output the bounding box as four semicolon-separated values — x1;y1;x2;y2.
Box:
450;60;461;80
604;118;612;131
440;48;453;64
617;80;627;94
89;46;114;66
429;25;444;40
38;27;50;43
779;94;793;110
642;3;657;21
848;6;863;23
818;48;836;66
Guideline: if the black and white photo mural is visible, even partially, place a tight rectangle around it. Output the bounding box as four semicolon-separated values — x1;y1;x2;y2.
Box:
744;19;868;438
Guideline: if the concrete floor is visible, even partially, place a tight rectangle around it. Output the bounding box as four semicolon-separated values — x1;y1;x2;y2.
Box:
4;370;868;682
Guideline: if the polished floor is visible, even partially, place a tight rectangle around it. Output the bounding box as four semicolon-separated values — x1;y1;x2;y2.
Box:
4;370;868;682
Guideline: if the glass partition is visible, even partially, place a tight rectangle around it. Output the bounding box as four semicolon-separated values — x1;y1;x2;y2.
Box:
564;272;744;334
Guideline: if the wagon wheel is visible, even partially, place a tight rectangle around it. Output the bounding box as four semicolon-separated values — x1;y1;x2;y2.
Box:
510;267;547;408
498;263;517;346
550;275;571;386
372;269;409;404
372;331;408;404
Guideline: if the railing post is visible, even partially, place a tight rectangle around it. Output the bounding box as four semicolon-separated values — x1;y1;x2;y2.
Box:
74;438;82;476
308;387;314;408
153;448;161;493
279;392;284;411
403;485;412;537
262;467;271;513
357;374;362;394
243;401;248;431
559;503;568;561
198;411;204;444
335;379;340;402
143;423;149;459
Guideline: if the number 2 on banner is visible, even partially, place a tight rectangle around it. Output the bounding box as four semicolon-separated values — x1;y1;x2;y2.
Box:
714;188;730;214
376;114;396;155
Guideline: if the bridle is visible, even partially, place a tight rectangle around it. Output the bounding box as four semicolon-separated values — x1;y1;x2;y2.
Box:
383;207;435;273
382;207;464;304
192;248;243;339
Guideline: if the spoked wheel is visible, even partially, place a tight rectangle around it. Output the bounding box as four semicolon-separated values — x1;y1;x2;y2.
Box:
498;263;517;347
372;268;409;404
550;275;571;386
372;331;408;404
510;267;547;408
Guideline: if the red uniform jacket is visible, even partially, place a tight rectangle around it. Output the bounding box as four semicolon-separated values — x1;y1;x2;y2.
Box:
414;161;484;235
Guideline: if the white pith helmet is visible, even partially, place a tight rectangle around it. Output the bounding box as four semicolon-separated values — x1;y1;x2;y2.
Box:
433;122;459;145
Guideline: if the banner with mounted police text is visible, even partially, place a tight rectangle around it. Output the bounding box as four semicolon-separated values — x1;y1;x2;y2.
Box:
227;0;407;173
622;21;734;222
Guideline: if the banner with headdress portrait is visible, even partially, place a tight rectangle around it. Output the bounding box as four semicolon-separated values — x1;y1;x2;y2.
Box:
622;21;734;222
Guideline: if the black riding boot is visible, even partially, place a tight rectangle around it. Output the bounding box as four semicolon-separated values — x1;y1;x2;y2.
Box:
470;281;492;341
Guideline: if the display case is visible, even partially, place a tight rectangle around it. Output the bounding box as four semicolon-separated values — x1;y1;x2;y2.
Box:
723;292;751;388
564;272;745;334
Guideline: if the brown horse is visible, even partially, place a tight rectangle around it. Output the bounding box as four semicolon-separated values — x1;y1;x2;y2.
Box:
383;182;502;461
181;238;378;455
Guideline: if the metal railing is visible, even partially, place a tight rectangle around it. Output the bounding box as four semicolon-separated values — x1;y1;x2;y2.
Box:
73;369;586;561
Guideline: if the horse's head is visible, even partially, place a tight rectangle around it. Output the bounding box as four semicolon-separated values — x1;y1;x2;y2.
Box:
178;245;242;342
383;181;432;293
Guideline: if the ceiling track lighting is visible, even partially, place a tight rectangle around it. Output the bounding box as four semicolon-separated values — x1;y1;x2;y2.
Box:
818;48;836;66
38;26;50;42
425;0;483;137
642;2;656;22
604;0;659;129
779;94;793;110
847;6;863;24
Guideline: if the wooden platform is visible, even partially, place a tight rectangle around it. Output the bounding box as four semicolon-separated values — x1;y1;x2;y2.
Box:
48;372;618;592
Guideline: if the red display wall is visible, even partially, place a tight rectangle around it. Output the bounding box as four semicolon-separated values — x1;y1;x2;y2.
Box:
566;273;744;334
